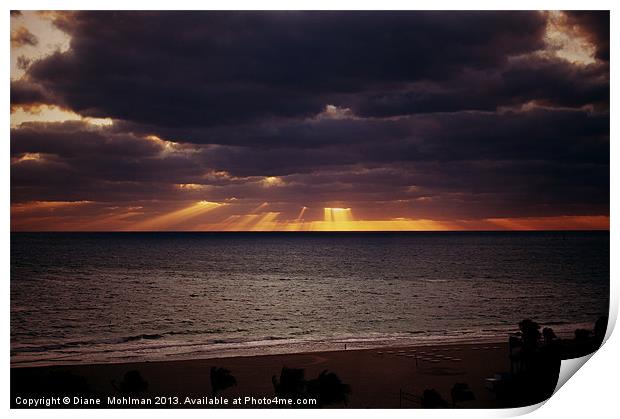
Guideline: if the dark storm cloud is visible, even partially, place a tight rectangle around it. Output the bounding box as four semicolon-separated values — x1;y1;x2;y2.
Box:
10;11;610;223
24;11;548;127
197;108;609;173
11;122;205;204
11;121;162;158
14;11;609;125
10;80;53;107
114;116;415;149
10;105;609;219
352;57;609;117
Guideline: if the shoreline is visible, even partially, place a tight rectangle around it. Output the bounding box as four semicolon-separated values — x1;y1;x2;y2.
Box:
11;335;510;369
12;337;510;369
11;320;595;369
12;340;515;408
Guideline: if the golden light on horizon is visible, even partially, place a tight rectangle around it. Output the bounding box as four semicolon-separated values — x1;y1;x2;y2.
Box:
168;207;609;233
250;212;281;231
306;218;453;232
226;214;261;230
11;201;610;232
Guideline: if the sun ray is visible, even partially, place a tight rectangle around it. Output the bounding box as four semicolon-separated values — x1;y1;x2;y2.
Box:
296;206;308;221
250;212;280;231
127;201;223;231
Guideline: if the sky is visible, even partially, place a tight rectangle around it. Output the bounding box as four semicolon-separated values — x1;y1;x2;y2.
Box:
10;11;609;231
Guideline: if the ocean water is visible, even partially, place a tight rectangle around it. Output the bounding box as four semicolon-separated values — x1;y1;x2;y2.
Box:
11;232;609;367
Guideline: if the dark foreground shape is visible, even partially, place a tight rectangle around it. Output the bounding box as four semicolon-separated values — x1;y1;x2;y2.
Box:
451;383;475;407
11;368;92;408
273;367;351;407
10;317;607;409
497;316;607;408
210;367;237;396
421;389;451;408
307;370;351;407
113;370;149;395
12;369;90;397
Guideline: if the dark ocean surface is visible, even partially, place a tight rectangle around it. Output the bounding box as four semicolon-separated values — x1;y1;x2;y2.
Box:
11;231;609;366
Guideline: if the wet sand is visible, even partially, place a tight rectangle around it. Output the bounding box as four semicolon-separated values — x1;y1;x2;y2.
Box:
11;341;510;408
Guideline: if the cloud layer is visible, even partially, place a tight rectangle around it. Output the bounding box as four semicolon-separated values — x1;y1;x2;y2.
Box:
10;11;609;230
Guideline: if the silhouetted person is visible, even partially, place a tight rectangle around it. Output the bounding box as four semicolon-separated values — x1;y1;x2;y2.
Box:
113;370;148;395
210;367;237;396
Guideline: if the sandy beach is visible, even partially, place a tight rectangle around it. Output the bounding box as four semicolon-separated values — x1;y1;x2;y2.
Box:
12;341;512;408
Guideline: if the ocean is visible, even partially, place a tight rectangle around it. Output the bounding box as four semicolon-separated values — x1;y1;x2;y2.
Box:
11;231;609;367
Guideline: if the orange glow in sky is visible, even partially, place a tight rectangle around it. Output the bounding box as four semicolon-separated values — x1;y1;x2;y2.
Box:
126;201;223;231
323;207;352;223
10;200;610;232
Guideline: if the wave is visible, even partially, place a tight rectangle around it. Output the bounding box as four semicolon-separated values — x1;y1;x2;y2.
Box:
11;320;599;368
